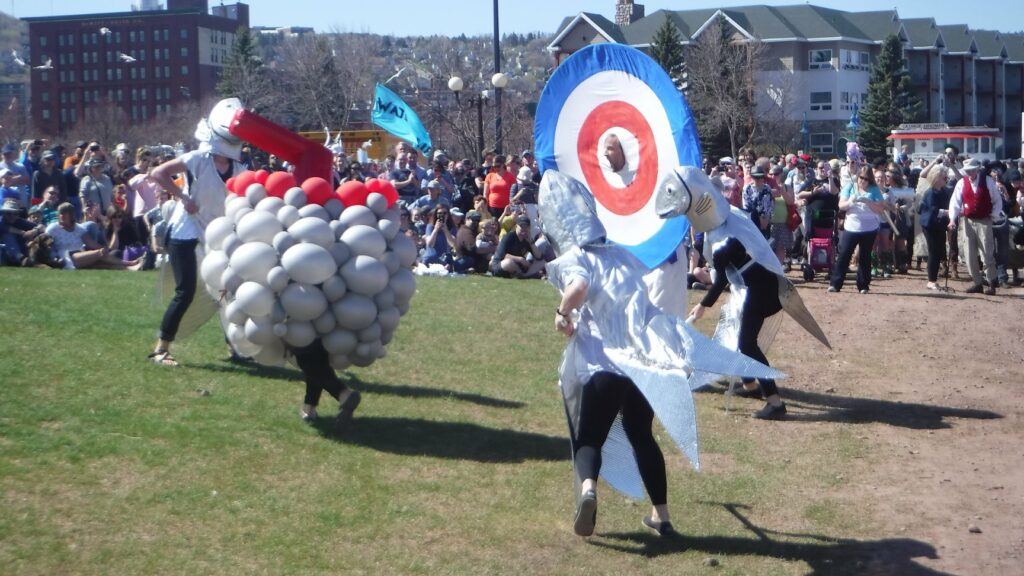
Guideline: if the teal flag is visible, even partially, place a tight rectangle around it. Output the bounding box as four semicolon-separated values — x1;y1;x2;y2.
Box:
372;83;432;156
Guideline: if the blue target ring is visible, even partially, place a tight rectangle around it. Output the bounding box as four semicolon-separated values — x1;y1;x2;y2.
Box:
534;43;700;268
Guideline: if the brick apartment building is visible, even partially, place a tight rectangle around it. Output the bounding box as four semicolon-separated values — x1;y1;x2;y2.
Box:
23;0;249;135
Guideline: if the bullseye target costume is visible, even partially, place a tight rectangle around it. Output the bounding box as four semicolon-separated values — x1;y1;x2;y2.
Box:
534;44;783;536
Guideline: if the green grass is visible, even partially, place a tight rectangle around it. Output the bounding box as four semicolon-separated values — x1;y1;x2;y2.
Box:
0;269;910;575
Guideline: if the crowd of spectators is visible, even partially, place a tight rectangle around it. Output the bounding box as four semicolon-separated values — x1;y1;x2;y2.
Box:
5;134;1022;295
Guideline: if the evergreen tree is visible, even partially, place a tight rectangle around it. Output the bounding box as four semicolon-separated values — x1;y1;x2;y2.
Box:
217;26;270;111
649;18;687;94
858;33;922;161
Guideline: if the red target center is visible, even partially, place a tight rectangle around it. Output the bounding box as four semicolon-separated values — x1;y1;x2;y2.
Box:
577;101;658;216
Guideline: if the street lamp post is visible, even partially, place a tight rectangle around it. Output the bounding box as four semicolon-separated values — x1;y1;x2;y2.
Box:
448;74;509;162
847;103;860;141
800;112;810;153
493;0;503;154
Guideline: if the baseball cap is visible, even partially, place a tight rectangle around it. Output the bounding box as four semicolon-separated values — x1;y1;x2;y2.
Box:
426;180;441;190
719;156;734;165
515;214;531;226
1;143;18;154
450;207;465;218
466;209;482;220
517;166;533;182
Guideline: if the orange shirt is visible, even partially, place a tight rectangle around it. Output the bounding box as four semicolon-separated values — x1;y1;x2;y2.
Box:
485;170;515;209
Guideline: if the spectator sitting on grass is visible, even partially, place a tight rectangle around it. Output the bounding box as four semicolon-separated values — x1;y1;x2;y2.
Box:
409;179;449;214
37;186;61;226
490;214;544;279
0;197;44;266
45;202;142;270
104;205;142;259
476;217;499;265
421;204;456;268
453;208;486;273
0;169;24;211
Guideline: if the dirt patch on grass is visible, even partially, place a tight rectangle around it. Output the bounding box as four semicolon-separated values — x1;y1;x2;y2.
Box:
731;271;1024;574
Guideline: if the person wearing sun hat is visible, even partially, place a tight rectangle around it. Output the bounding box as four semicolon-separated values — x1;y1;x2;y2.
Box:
948;157;1002;295
0;197;44;266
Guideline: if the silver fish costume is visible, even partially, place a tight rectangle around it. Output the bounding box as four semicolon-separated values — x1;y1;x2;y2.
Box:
539;170;784;499
654;166;830;394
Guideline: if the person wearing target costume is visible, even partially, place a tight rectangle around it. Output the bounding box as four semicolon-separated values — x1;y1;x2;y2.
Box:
539;170;782;537
655;166;831;420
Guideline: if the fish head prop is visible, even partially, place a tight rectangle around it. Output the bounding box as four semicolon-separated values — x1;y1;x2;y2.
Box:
654;166;730;233
537;170;606;257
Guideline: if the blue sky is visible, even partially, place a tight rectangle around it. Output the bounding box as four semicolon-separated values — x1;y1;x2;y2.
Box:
6;0;1023;37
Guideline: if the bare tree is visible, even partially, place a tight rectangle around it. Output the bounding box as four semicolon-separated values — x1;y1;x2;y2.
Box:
274;35;347;131
686;17;766;159
752;69;803;156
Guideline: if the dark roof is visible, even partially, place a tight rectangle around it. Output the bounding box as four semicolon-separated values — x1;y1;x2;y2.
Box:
22;9;206;23
550;11;625;45
971;29;1007;59
901;17;942;49
937;24;975;54
1004;33;1024;63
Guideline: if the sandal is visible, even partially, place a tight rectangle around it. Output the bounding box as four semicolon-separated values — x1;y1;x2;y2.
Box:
148;350;179;367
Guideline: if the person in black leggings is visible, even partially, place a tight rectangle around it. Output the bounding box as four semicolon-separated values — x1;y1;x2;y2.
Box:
917;170;952;290
690;237;786;419
292;340;361;430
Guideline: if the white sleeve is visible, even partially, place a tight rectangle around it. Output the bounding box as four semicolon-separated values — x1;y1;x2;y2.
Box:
989;177;1003;220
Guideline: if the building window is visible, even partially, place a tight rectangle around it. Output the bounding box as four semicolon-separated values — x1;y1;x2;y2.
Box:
181;65;189;76
180;29;188;39
93;70;99;81
92;51;97;64
810;133;833;154
59;54;65;65
42;91;50;103
140;67;146;80
130;31;136;43
106;69;113;81
810;91;832;111
40;36;47;47
163;29;169;41
163;48;169;60
69;53;75;65
155;66;161;79
68;70;75;82
130;68;137;80
69;92;76;104
859;52;870;67
60;108;67;123
180;47;188;57
141;88;147;100
116;69;123;80
83;90;90;103
131;88;137;101
809;49;833;70
59;35;64;47
42;109;50;120
117;89;123;102
40;71;48;82
68;34;74;46
115;32;121;43
91;33;97;45
70;109;76;123
140;30;146;42
164;66;170;77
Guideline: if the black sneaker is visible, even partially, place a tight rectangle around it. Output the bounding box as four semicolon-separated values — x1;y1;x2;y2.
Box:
965;284;984;294
753;402;787;420
984;286;996;296
691;282;708;291
573;489;597;537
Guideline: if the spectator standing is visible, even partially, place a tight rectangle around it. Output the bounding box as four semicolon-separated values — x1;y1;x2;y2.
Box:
829;166;885;294
1;143;31;209
31;149;67;204
389;153;419;201
510;166;539;227
742;168;773;239
483;155;515;218
949;158;1001;294
917;169;952;290
79;159;115;215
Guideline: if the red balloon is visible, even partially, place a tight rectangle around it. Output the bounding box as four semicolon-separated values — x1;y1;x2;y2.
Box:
365;178;384;193
225;177;236;194
301;177;334;206
254;169;270;185
232;170;257;196
378;179;399;208
265;171;297;198
336;180;369;207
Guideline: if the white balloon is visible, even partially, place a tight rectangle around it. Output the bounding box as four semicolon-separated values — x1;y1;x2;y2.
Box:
235;281;276;317
201;250;229;289
225;298;247;326
230;242;279;282
222;266;243;294
272;230;297;255
245;315;277;346
289;217;334;249
378;218;400;241
378;306;401;331
390;268;417;304
276;204;301;229
366;192;388;217
254;338;286;367
374;287;395;310
324;198;344;220
225;195;249;220
236;210;283;245
329;220;347;239
381;251;401;275
283;319;317;348
389;233;418;268
341;255;389;296
281;243;335;285
205;217;234;250
298;204;330;222
245;183;268;207
313;310;337;334
283;186;307;208
322;274;347;302
329;241;351;267
232;206;253;225
332;293;377;331
267;266;290;293
222;232;242;257
273;323;288;337
280;282;328;321
382;205;401;225
256;196;286;215
323;328;358;355
357;321;381;343
338;205;378;228
340;225;387;259
329;354;352;370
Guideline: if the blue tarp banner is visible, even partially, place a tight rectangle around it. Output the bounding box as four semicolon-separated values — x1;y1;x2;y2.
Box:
372;83;432;156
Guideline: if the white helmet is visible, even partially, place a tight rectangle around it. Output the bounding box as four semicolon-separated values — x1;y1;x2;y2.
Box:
194;98;243;161
654;166;730;232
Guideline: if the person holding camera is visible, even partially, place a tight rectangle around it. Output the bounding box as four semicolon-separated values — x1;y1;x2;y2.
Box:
420;204;456;268
78;159;114;215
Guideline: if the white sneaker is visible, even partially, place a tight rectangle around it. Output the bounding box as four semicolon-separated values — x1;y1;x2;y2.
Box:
926;282;939;291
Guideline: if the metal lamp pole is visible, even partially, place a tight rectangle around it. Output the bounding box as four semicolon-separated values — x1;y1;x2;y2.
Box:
493;0;503;154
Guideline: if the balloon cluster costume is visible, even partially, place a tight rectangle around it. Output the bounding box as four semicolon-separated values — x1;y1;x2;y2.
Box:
539;170;784;534
654;166;830;418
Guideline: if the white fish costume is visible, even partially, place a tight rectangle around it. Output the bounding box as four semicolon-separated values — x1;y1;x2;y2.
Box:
654;166;831;391
539;171;785;499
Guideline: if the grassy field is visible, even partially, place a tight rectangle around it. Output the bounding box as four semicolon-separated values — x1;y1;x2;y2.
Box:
1;269;921;575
